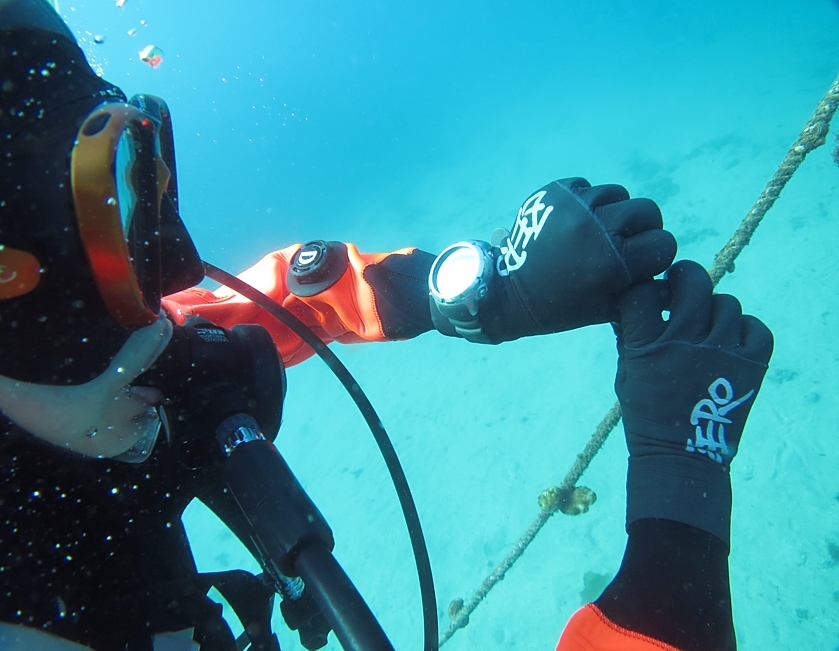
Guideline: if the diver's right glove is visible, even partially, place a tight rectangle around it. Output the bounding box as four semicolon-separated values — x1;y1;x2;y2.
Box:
613;260;773;545
428;178;677;343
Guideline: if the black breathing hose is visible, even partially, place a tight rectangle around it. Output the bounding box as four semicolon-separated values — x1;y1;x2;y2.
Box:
202;262;439;651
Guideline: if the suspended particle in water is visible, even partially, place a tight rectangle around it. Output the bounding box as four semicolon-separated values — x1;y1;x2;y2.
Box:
127;28;138;36
93;34;105;44
116;0;126;6
139;45;164;68
140;19;148;26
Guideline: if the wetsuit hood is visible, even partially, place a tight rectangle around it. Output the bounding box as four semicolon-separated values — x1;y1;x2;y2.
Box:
0;0;137;384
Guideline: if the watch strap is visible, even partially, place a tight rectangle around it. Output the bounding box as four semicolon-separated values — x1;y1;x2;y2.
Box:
429;297;492;344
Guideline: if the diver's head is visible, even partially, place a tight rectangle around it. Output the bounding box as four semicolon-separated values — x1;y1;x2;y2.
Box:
0;0;203;386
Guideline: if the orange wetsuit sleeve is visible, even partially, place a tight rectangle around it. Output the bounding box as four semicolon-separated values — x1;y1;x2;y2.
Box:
556;604;681;651
162;243;435;367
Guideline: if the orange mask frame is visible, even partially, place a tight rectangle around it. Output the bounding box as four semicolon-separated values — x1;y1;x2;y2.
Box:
71;101;171;328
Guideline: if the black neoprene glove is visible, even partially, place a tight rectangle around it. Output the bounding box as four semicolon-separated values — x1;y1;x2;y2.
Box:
482;178;677;342
614;260;773;545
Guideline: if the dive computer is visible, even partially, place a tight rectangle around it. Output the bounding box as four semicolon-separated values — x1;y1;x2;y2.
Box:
428;240;494;344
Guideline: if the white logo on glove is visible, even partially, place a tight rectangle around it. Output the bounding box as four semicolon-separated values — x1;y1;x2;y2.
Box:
497;190;554;277
686;378;755;463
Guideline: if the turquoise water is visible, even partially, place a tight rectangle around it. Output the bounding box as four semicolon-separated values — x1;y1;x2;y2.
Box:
62;1;839;648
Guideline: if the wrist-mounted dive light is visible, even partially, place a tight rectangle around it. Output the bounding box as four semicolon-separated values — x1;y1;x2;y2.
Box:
428;240;494;344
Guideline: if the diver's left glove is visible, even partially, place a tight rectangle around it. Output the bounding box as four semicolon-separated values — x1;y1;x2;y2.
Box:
428;178;677;343
614;260;774;545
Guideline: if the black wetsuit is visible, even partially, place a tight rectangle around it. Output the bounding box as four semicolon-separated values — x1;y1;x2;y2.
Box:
0;420;244;651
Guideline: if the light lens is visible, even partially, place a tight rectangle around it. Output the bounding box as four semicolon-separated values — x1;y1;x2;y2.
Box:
435;246;480;300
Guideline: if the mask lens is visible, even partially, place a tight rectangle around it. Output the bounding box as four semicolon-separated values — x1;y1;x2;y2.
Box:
122;118;162;315
115;128;138;234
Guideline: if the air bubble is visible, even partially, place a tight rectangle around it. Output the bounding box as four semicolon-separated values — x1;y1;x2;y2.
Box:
139;45;164;68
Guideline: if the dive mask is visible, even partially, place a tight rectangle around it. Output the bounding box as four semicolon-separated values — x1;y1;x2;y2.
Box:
71;94;203;328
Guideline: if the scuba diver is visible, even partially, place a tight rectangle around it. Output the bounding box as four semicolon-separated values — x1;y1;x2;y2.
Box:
0;1;772;650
